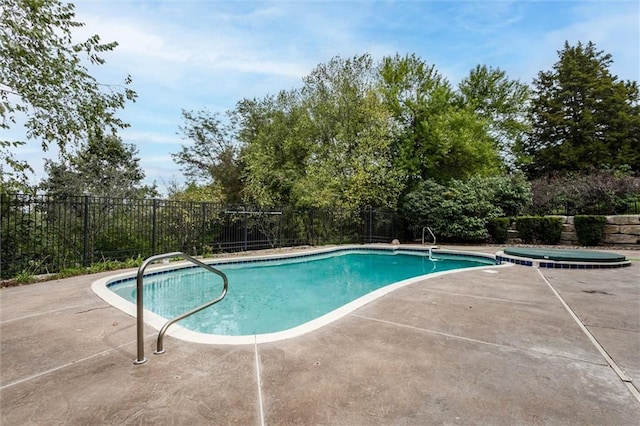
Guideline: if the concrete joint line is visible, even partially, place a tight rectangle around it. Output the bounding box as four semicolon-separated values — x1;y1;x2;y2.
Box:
353;313;611;366
254;337;266;426
0;302;98;324
354;314;532;352
0;334;153;390
419;288;537;306
536;269;640;404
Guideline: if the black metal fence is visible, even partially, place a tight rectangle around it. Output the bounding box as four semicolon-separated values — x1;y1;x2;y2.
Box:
0;194;402;279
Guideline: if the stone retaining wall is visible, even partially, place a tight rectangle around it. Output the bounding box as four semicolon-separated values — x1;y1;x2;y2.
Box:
507;215;640;247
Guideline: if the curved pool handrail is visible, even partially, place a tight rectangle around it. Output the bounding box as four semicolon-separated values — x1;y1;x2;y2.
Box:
134;252;228;365
422;226;436;246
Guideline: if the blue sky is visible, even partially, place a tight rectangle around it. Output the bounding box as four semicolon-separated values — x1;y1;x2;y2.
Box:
11;0;640;193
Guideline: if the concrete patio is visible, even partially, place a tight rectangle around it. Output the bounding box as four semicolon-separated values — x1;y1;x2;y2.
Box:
1;245;639;425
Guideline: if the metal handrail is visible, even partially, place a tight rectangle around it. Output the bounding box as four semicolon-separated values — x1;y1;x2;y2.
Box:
422;226;436;246
134;252;228;365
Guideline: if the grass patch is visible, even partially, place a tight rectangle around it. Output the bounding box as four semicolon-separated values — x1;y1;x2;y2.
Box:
1;256;145;288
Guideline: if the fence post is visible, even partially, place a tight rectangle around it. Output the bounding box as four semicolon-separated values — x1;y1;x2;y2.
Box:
278;210;282;248
243;206;248;251
392;210;396;241
369;207;373;243
151;199;158;255
201;202;207;252
310;209;315;246
82;195;89;267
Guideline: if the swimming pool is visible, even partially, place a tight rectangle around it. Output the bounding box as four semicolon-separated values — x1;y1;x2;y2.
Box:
92;246;500;344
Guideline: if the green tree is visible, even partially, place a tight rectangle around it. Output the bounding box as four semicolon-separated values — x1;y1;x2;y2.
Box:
402;178;501;242
378;54;452;190
40;133;156;198
521;41;640;177
402;174;530;242
172;109;244;204
35;135;155;269
457;64;530;167
238;91;311;207
240;54;402;210
295;54;402;210
166;181;224;204
378;54;503;194
1;0;136;189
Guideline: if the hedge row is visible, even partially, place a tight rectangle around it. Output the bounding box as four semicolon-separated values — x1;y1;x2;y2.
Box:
487;217;510;244
574;215;606;246
487;215;608;246
515;216;563;244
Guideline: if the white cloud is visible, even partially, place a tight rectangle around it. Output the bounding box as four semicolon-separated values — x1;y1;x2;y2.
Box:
7;0;638;192
122;131;182;146
454;0;523;34
543;5;639;81
464;2;640;85
74;3;314;82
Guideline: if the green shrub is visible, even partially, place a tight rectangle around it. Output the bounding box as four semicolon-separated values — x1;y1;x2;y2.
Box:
402;174;533;243
487;217;510;244
536;217;563;245
530;170;640;215
12;270;36;284
489;172;532;217
403;179;500;242
515;216;536;243
516;216;563;244
574;215;606;246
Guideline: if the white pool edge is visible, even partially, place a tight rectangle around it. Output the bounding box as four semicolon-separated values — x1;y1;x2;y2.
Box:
91;244;510;345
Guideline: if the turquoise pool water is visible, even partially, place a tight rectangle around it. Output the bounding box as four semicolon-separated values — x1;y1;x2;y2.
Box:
109;249;493;336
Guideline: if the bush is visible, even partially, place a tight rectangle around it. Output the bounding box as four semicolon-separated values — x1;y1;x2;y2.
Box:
402;180;491;242
402;175;530;242
487;217;510;243
574;215;606;246
536;217;563;245
530;170;640;215
515;216;536;243
489;172;532;217
402;175;532;242
516;216;563;244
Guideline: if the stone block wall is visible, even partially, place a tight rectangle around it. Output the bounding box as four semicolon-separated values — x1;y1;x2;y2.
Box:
601;216;640;245
508;215;640;247
558;215;640;246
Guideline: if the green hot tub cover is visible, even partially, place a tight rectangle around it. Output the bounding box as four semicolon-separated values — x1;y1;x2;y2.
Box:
503;247;626;263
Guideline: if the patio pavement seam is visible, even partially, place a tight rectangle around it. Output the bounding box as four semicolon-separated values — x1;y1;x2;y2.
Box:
536;268;640;403
583;323;639;333
0;333;155;390
254;337;266;426
0;301;99;324
414;287;538;306
350;313;610;367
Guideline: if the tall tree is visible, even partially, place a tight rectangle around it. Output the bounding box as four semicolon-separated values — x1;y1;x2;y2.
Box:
172;109;244;204
40;133;156;199
457;65;530;166
521;41;640;177
379;54;503;193
238;91;311;207
239;55;404;210
295;54;402;210
378;54;451;189
1;0;136;189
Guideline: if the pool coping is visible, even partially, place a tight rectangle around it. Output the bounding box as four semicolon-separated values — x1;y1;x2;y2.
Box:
91;245;508;345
